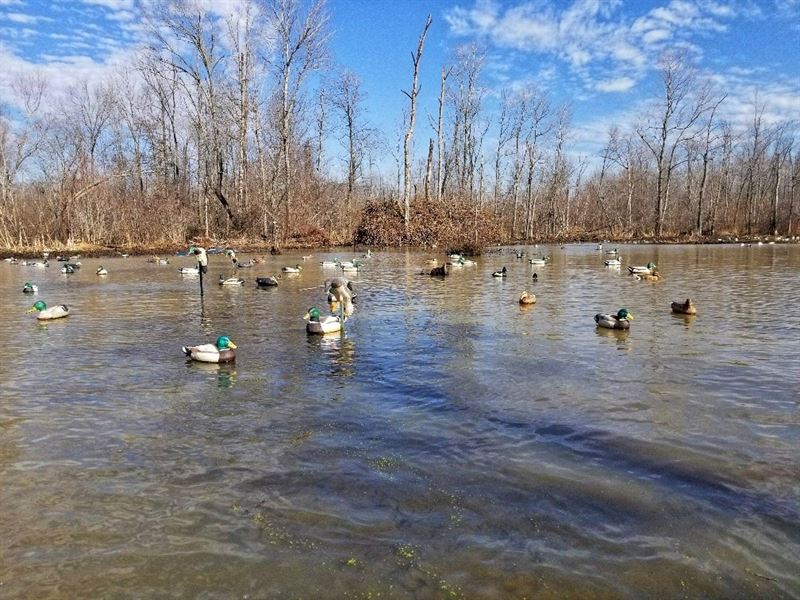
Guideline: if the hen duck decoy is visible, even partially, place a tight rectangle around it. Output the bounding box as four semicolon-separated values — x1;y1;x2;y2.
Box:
182;335;237;363
595;308;633;330
671;298;697;315
282;265;302;273
519;291;536;305
27;300;69;320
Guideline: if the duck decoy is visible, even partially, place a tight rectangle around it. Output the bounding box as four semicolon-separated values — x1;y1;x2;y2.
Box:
256;276;279;287
595;308;633;330
182;335;236;363
519;291;536;305
304;306;344;334
492;266;508;277
282;265;302;273
628;261;656;275
671;299;697;315
22;282;38;294
96;266;108;276
218;275;245;286
27;301;69;320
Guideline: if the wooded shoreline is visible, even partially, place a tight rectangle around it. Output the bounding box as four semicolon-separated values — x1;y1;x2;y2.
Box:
3;234;795;260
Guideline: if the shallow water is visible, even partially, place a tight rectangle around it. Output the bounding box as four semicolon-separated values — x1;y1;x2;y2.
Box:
1;244;798;598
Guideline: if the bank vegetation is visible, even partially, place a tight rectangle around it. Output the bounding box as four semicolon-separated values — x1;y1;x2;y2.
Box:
0;0;797;254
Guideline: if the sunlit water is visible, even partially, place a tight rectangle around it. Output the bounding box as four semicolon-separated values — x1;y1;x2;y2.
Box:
1;244;798;598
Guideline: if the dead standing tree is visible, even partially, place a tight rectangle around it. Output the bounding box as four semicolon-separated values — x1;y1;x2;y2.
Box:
637;51;709;237
402;14;432;237
267;0;329;244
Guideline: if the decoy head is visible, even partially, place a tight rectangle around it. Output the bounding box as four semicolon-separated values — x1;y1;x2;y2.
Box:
647;261;656;269
27;300;47;313
532;273;538;280
304;306;321;322
216;335;236;350
617;308;633;320
23;281;33;288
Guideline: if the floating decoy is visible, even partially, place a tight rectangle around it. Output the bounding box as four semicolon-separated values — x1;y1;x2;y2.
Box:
302;255;313;261
519;291;536;305
61;265;75;274
596;244;603;250
492;266;508;278
532;273;538;281
304;306;344;334
22;282;38;294
218;275;245;286
282;265;302;273
595;308;633;330
320;259;339;268
604;256;622;267
515;250;525;259
25;260;49;268
178;266;199;275
628;262;656;275
529;257;548;266
425;258;438;266
429;264;449;277
605;249;618;255
182;335;236;363
256;276;279;287
27;300;69;320
96;266;108;276
671;298;697;315
640;270;662;282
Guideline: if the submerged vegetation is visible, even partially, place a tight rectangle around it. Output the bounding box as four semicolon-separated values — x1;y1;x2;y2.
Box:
0;1;797;254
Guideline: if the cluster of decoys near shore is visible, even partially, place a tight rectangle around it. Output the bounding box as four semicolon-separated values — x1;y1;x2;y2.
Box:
8;243;703;363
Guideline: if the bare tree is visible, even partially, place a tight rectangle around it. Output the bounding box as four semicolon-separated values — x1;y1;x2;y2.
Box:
401;14;432;234
637;51;710;237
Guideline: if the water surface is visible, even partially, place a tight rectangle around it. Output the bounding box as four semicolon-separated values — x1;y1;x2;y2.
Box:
1;244;798;598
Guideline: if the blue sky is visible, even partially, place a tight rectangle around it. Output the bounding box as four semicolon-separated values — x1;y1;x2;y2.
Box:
1;0;799;166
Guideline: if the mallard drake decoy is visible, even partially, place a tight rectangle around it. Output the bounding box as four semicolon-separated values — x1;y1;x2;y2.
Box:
178;266;199;275
65;262;81;269
182;335;236;363
22;282;38;294
27;300;69;320
256;276;279;287
339;260;361;272
96;266;108;276
671;298;697;315
304;306;344;334
282;265;302;273
605;249;618;255
519;291;536;305
492;266;508;278
595;308;633;330
604;256;622;267
529;257;548;266
61;265;75;274
320;259;339;268
25;260;49;268
218;275;245;286
628;261;656;275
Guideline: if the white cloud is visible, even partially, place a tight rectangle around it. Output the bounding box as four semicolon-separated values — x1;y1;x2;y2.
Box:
81;0;134;9
3;12;54;24
595;76;635;92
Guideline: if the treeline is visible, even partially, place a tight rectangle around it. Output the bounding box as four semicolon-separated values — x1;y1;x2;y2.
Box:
0;0;797;252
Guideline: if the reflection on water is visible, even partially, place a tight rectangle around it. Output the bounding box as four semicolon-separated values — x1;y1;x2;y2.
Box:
1;244;799;598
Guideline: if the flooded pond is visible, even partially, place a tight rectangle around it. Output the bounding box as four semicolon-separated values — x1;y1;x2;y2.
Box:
1;244;798;598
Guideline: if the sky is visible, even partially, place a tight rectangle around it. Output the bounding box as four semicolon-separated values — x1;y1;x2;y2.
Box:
1;0;799;168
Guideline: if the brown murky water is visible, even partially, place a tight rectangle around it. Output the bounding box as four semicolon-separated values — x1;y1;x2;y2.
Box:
1;244;798;598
